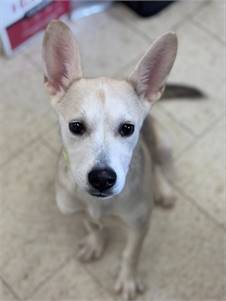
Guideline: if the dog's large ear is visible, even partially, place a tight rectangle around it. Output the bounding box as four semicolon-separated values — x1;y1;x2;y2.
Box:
42;20;82;103
129;32;177;104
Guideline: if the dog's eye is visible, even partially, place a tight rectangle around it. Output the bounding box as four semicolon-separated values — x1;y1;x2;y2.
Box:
119;123;134;137
69;121;86;135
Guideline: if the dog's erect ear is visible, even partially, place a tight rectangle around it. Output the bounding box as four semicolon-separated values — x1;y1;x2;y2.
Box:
42;20;82;102
129;32;177;104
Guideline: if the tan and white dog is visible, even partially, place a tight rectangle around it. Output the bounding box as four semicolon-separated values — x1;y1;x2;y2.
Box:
42;20;178;300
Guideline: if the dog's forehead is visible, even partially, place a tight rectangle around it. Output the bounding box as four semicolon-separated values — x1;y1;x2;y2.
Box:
73;77;138;106
60;77;141;120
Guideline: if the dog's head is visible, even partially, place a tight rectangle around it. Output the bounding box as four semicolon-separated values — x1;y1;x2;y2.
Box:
42;20;177;198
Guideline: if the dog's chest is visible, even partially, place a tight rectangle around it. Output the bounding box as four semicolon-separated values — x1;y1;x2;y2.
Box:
86;198;114;220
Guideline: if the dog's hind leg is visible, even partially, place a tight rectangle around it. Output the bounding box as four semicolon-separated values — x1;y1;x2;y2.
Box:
153;164;176;208
77;219;107;262
142;115;177;208
152;131;177;208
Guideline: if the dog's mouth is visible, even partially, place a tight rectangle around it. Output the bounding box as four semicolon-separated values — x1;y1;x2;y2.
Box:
88;190;113;198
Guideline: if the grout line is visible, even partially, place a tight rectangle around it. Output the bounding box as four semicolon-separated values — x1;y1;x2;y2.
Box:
24;53;43;73
0;129;53;170
192;19;226;46
157;103;197;137
80;258;119;301
150;113;194;160
82;265;117;301
170;182;225;231
112;0;211;44
39;125;62;156
171;0;211;31
24;255;74;300
0;111;57;169
113;55;141;78
0;54;39;87
0;137;41;169
26;250;115;300
0;275;21;301
174;111;225;162
40;137;60;156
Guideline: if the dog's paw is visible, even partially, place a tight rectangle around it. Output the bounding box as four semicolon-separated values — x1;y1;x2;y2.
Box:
77;231;106;262
154;190;177;209
114;271;144;300
154;178;177;209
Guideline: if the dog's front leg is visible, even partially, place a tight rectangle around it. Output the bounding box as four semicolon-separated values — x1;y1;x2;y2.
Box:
115;221;148;300
77;219;107;262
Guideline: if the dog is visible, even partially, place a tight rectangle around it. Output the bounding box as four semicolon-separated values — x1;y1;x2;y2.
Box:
42;20;181;300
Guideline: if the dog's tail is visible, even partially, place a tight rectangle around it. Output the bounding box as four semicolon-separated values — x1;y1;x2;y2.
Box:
163;83;205;100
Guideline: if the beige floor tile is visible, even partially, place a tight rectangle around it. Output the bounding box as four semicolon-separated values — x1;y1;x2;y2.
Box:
223;235;226;300
24;11;149;78
0;278;17;300
158;20;225;136
0;109;56;166
30;258;114;301
41;126;62;154
72;11;149;77
193;1;226;43
0;64;51;115
114;56;140;79
71;12;147;77
0;65;56;166
151;105;195;157
0;141;86;299
171;20;225;100
110;1;208;39
0;52;35;84
83;192;224;301
174;117;226;226
224;238;226;300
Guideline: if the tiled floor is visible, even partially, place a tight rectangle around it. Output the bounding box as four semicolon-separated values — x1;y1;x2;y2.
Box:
0;1;225;300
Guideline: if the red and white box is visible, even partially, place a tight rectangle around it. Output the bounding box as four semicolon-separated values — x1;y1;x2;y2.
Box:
0;0;70;57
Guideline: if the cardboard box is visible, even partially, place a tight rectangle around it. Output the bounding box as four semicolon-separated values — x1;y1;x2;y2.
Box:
0;0;70;56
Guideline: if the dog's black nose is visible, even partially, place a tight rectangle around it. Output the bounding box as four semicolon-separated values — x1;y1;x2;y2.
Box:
88;168;117;192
